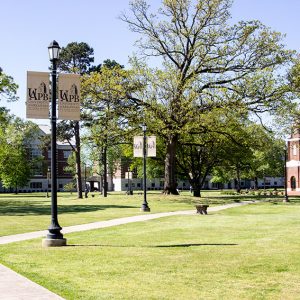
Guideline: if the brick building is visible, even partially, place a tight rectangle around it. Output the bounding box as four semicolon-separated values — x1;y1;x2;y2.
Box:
28;125;73;192
286;128;300;195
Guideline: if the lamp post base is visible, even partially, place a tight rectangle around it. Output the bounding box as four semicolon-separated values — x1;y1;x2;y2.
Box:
140;204;150;212
42;238;67;247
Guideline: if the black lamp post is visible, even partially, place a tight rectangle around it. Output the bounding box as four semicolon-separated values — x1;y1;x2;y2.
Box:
84;163;88;198
46;167;50;198
284;144;289;202
141;124;150;211
127;167;130;194
43;40;66;246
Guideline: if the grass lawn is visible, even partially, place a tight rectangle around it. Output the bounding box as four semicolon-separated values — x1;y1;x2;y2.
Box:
0;190;254;237
0;202;300;299
0;191;196;236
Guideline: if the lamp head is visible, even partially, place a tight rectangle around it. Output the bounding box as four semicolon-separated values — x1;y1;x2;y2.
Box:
48;40;61;61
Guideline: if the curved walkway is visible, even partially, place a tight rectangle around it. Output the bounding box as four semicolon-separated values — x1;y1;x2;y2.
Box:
0;201;253;299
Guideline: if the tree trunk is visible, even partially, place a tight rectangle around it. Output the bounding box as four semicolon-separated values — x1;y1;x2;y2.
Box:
163;135;179;195
74;121;82;199
191;178;201;197
102;146;108;197
193;188;201;197
235;167;241;193
254;177;258;190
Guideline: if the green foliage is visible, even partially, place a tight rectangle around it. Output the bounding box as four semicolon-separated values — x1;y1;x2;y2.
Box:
58;42;94;74
0;116;39;191
0;68;18;102
211;122;285;190
82;63;142;183
64;152;76;176
121;0;294;194
56;41;98;199
63;182;76;193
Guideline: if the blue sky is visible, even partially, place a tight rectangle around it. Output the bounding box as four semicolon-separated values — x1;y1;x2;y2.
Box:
1;0;300;121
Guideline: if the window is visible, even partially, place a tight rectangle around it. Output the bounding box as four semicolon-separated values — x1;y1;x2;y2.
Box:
264;179;271;186
212;182;219;188
29;148;42;160
137;183;141;188
30;182;42;189
293;144;297;156
291;176;296;190
151;183;155;187
59;184;63;189
32;162;43;176
63;150;71;159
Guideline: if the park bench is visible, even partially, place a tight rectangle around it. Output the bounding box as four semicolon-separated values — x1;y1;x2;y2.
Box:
195;204;209;215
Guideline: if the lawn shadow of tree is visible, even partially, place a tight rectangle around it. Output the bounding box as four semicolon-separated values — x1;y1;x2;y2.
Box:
67;243;238;248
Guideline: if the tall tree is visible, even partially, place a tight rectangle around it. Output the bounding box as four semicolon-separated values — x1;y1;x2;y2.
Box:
211;123;285;191
57;42;95;199
82;63;138;196
122;0;294;194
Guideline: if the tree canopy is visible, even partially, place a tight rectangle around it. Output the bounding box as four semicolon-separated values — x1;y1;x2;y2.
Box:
122;0;295;194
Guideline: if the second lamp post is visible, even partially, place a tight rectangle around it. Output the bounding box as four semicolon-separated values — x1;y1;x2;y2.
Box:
141;124;150;211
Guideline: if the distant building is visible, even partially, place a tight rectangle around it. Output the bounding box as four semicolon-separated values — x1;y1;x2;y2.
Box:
87;156;283;193
286;127;300;195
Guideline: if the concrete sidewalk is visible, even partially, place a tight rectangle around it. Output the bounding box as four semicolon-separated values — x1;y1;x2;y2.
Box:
0;263;64;300
0;201;252;299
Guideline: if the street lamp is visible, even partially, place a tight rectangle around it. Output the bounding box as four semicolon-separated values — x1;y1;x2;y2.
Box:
126;167;133;195
141;124;150;211
127;167;130;195
84;163;88;198
46;167;50;198
43;40;66;247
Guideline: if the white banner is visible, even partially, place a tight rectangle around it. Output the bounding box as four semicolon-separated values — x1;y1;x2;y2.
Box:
58;74;81;120
147;136;156;157
133;136;156;157
26;71;50;119
133;136;143;157
125;172;133;179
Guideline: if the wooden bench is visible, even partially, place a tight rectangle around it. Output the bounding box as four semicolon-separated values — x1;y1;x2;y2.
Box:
195;205;209;215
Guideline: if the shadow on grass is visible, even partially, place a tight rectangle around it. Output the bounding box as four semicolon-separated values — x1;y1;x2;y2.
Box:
0;194;49;198
154;243;238;247
67;243;238;248
0;202;138;216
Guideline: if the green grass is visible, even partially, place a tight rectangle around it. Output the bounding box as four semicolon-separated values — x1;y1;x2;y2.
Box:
0;202;300;299
0;191;194;236
0;190;228;237
0;190;294;236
